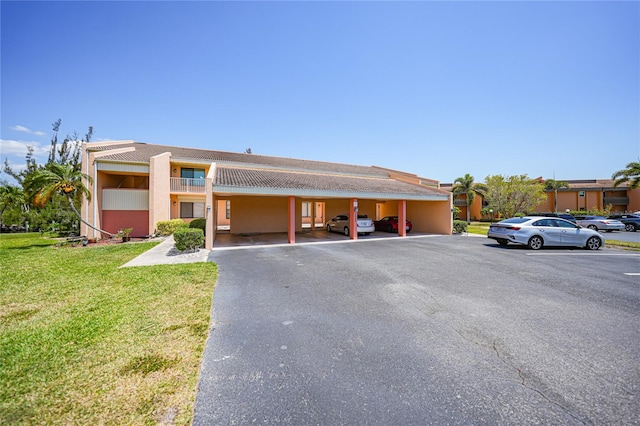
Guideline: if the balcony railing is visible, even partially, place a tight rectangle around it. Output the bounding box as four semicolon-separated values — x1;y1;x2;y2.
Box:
603;197;629;206
170;177;206;193
453;199;468;207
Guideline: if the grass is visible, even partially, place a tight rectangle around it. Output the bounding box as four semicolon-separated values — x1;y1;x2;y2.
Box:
0;233;217;425
466;221;640;251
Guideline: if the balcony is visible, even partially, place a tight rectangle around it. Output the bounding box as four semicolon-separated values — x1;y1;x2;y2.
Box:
453;199;468;207
170;177;206;193
603;197;629;206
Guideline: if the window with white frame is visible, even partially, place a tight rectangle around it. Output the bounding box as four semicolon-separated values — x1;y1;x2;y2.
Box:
301;202;311;218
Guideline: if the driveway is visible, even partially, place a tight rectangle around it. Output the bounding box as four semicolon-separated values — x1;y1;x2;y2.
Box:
194;235;640;425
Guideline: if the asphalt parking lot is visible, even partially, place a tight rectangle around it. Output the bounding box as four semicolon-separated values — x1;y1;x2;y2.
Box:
194;235;640;425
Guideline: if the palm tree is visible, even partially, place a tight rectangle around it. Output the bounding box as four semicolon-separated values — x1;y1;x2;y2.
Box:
612;161;640;189
0;184;26;226
452;174;487;223
23;163;115;237
544;179;570;213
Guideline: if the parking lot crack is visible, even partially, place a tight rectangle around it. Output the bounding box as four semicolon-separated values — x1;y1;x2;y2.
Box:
491;341;589;425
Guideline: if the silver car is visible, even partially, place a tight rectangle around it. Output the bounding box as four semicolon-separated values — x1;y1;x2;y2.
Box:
488;216;603;250
326;214;375;236
573;215;625;232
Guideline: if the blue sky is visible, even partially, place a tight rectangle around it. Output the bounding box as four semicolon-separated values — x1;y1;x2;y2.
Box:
1;1;638;184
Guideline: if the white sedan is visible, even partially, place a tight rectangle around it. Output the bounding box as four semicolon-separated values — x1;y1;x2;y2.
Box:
326;214;375;236
573;215;625;232
488;216;603;250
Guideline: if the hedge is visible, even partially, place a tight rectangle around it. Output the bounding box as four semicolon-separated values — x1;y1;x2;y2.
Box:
453;220;468;234
155;219;187;236
174;228;204;252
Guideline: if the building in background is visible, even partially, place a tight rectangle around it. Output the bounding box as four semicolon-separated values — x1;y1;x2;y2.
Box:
442;179;640;221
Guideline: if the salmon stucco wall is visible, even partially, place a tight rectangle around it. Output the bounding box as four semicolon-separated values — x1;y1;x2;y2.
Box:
629;190;640;212
149;153;171;236
324;198;376;223
230;196;289;234
407;200;452;234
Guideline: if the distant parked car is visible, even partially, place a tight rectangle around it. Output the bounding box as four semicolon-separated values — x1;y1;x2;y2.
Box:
573;215;625;232
373;216;412;233
606;214;640;232
530;212;576;223
326;214;375;236
487;216;603;250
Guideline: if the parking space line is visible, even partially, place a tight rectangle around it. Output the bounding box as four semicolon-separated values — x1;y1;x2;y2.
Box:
526;253;640;256
624;273;640;276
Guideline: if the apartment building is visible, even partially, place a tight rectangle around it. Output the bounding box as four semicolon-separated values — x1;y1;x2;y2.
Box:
443;179;640;221
81;141;453;249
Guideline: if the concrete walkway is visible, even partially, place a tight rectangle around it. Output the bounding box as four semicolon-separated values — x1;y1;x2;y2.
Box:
120;235;211;267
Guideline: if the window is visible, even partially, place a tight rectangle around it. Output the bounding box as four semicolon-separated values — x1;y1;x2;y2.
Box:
579;191;585;197
226;200;231;220
180;202;205;218
180;168;205;179
301;202;311;218
181;168;205;186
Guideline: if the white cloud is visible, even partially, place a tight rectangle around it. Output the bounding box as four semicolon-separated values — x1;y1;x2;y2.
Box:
10;125;47;137
0;139;48;157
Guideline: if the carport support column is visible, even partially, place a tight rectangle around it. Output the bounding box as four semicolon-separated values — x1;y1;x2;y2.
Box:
288;196;295;244
398;199;407;237
205;164;215;250
350;198;358;240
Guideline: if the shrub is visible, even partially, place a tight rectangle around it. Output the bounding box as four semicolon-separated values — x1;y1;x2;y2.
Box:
189;218;206;236
155;219;187;236
453;220;468;234
174;228;204;252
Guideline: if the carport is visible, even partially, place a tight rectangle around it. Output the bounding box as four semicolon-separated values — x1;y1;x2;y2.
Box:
205;164;453;249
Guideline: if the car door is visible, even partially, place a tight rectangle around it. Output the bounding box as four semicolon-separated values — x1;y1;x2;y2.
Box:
332;215;348;232
555;219;582;245
532;218;563;245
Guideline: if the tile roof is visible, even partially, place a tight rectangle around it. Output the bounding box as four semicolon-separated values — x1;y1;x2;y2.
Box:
89;141;389;177
89;141;449;199
216;166;446;197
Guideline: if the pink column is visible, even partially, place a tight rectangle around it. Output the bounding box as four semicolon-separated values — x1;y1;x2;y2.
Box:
398;199;407;237
288;196;296;244
350;198;358;240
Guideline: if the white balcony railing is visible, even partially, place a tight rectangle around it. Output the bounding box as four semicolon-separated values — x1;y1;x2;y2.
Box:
170;177;206;193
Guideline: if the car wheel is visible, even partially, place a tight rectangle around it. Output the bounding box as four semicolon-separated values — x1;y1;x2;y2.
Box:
587;224;598;230
585;236;602;250
497;239;509;246
527;235;544;250
343;227;349;236
326;224;332;233
625;223;636;232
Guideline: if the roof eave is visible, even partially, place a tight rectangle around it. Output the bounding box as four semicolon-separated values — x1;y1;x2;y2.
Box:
212;185;449;200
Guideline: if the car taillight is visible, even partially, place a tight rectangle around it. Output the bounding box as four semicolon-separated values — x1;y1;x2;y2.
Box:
507;226;521;230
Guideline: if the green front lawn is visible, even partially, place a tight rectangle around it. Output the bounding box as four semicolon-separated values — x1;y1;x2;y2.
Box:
0;233;217;424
